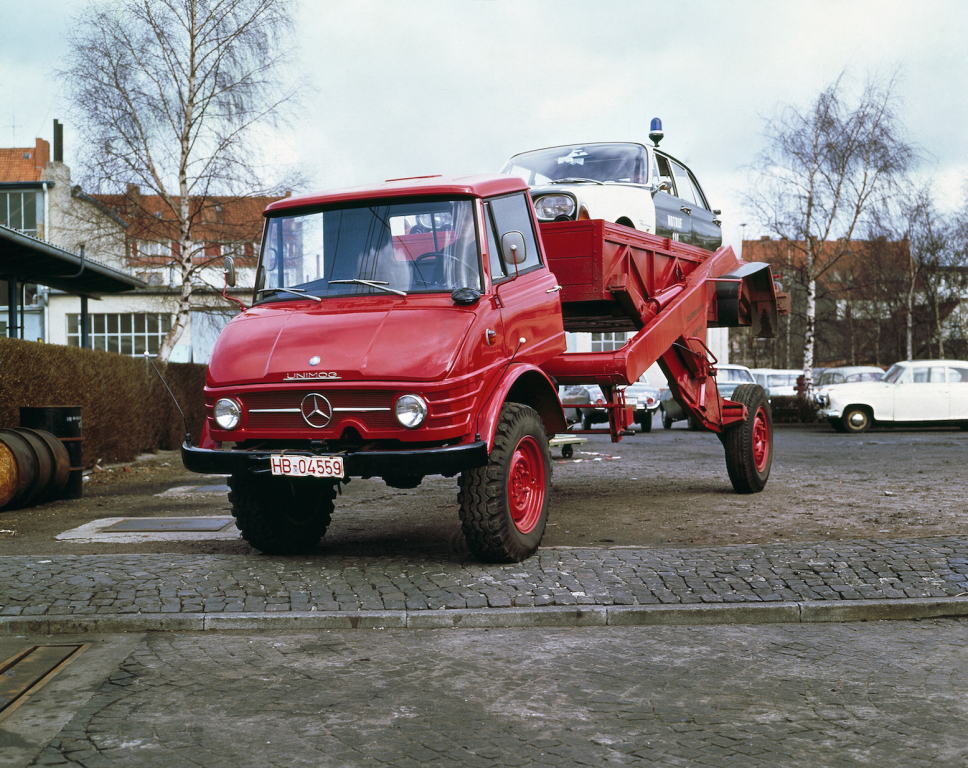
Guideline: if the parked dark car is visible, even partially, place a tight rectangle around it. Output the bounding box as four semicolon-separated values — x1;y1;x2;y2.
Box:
560;385;606;429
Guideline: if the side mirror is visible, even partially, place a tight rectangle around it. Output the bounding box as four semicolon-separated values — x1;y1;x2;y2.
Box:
656;179;673;194
224;256;236;287
501;231;527;265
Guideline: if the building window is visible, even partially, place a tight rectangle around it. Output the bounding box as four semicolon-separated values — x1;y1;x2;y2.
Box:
67;313;172;356
590;332;631;352
137;241;172;258
0;190;39;237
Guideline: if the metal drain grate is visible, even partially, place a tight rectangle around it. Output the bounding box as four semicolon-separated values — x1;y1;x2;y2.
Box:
0;644;88;722
102;517;235;533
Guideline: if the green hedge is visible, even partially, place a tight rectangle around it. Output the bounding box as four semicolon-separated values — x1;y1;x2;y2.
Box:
0;338;206;467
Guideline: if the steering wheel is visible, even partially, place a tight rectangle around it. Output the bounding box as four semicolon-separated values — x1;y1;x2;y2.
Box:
413;251;461;287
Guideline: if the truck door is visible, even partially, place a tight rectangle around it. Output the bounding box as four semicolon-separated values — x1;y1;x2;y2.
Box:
483;192;566;365
652;153;692;245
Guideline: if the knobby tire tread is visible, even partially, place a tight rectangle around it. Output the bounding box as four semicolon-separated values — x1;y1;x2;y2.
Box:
229;473;335;555
723;383;772;494
458;403;550;563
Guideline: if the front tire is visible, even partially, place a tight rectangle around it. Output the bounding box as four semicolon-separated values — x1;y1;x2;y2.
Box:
228;474;335;554
662;408;673;430
458;403;551;562
842;406;872;434
723;384;772;494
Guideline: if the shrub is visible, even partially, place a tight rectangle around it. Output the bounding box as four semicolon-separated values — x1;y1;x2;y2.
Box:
0;338;205;466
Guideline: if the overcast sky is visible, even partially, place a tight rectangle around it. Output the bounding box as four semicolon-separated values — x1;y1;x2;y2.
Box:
2;0;966;251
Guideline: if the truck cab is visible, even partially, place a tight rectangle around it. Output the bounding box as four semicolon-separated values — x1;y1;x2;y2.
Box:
183;175;569;562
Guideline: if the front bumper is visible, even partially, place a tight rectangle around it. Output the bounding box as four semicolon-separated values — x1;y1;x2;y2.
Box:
182;441;488;478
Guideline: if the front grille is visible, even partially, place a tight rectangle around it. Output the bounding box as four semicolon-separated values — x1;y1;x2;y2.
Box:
243;390;395;431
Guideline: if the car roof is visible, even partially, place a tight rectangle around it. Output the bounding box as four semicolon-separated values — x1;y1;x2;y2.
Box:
265;174;528;215
895;359;968;366
750;368;801;375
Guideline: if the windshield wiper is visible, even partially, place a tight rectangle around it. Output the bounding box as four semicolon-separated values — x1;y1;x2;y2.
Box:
255;286;322;302
329;279;407;297
550;177;604;185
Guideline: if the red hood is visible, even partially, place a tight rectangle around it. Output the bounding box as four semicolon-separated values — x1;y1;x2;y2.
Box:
207;300;477;387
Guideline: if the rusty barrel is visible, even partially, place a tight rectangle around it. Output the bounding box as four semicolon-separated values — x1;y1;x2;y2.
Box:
19;406;84;500
0;428;69;510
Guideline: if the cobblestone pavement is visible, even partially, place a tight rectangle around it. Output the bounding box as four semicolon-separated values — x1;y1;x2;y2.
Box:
19;620;968;767
2;537;968;624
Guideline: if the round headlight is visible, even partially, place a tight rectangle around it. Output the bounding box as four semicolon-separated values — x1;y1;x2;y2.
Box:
214;398;242;430
395;394;428;429
533;194;576;221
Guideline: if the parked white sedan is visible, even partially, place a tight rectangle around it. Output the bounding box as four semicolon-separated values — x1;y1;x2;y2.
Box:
817;359;968;433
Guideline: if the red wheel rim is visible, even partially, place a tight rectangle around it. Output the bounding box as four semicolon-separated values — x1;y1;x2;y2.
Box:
507;435;545;534
752;405;770;473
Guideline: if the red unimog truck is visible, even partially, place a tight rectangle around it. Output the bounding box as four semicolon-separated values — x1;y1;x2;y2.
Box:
182;174;785;562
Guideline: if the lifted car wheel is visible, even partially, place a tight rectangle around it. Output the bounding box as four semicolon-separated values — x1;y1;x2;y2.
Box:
458;402;550;562
842;406;871;434
228;474;335;554
723;384;772;494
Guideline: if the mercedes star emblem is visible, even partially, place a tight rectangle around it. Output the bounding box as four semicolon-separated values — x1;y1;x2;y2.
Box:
300;393;333;428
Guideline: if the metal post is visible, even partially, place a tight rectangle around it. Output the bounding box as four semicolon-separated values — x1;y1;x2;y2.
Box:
80;296;90;349
7;276;17;338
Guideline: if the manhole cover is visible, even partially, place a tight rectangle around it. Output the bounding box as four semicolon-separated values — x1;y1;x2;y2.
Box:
102;517;235;533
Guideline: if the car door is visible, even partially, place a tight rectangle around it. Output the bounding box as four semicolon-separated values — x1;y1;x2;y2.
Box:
652;152;691;245
947;365;968;419
893;365;950;421
675;165;722;251
483;192;565;365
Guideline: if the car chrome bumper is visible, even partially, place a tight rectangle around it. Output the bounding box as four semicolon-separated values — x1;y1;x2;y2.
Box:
181;441;489;478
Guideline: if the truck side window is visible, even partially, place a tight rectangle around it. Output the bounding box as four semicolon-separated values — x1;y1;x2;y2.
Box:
485;193;542;282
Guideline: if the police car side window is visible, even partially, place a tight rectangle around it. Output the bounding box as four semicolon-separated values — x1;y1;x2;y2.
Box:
655;155;675;194
485;193;542;280
671;161;699;206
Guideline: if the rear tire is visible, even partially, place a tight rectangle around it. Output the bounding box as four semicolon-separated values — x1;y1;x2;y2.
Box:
723;384;772;494
229;473;335;554
638;414;653;432
459;403;550;562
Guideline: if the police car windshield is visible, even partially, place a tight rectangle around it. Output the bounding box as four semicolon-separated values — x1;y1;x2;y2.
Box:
502;143;649;186
255;199;483;302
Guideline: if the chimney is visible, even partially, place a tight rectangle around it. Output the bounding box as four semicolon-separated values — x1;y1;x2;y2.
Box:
126;183;141;216
34;138;50;171
53;120;63;162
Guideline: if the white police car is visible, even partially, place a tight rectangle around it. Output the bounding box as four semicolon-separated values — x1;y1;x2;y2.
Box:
501;120;722;251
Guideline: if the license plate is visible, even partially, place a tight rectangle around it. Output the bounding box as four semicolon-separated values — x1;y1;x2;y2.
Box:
269;455;344;478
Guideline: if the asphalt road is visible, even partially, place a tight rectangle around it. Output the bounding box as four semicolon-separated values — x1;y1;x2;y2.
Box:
2;423;968;766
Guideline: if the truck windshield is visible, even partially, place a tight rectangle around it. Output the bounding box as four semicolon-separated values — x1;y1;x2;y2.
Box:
502;143;649;186
256;199;483;301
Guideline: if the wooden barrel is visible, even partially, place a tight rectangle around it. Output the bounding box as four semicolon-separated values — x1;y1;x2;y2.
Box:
20;428;70;503
19;406;83;500
0;430;40;511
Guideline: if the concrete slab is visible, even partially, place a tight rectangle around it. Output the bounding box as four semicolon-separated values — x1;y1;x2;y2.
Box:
56;517;239;543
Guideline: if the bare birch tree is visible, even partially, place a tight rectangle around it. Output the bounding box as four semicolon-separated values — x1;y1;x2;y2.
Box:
745;73;914;392
62;0;296;361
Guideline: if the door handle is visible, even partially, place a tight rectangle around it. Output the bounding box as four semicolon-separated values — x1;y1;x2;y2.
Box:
546;284;562;293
